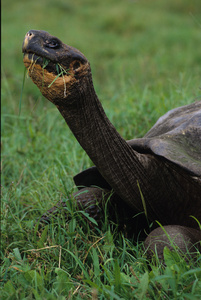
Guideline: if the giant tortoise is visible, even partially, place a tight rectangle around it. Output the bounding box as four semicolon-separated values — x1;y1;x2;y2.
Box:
22;30;201;260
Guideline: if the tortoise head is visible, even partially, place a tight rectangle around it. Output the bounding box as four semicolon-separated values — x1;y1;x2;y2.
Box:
22;30;90;104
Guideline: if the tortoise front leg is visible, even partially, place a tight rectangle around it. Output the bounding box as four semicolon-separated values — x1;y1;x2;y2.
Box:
38;187;110;226
37;187;149;239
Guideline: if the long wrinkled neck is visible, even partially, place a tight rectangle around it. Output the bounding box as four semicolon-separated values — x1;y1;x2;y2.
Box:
57;75;156;215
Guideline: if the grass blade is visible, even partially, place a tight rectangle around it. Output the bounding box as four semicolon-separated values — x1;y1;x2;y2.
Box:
19;67;27;115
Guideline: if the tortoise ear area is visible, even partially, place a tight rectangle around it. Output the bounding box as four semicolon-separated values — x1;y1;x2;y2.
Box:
69;50;87;64
67;50;88;72
72;61;81;71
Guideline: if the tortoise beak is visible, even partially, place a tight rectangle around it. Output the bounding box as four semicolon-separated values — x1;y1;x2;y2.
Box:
22;30;60;62
22;31;34;53
22;30;87;65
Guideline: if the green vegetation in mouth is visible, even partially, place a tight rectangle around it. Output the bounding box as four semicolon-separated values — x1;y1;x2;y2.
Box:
48;63;70;98
20;57;70;111
42;57;50;69
41;57;50;92
27;54;40;74
33;55;71;97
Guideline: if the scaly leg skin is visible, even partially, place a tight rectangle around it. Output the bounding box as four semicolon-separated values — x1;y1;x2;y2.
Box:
37;186;149;238
38;187;109;227
144;225;201;262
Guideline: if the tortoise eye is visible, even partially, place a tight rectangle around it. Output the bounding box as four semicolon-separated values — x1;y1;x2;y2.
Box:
46;39;60;48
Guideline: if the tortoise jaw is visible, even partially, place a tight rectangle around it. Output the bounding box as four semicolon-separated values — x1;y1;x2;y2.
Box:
23;52;59;76
23;51;76;103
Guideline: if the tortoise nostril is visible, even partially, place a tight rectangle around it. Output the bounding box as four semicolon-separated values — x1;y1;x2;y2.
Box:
26;31;33;37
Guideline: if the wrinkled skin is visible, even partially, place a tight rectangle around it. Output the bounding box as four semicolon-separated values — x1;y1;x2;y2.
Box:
22;30;201;260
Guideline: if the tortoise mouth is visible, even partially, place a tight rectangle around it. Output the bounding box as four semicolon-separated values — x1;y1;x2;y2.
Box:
23;52;62;76
23;50;76;101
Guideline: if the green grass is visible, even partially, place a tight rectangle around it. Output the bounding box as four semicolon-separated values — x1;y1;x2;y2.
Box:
1;0;201;298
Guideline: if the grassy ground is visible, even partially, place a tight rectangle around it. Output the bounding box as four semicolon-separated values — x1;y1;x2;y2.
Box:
1;0;201;298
